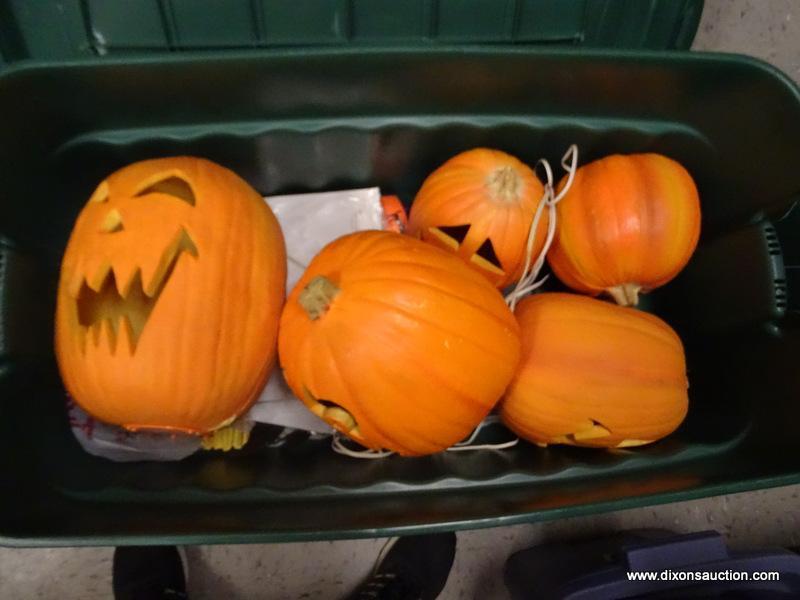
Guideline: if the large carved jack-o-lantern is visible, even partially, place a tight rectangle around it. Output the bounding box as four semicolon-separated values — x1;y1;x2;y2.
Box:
55;157;286;434
408;148;546;289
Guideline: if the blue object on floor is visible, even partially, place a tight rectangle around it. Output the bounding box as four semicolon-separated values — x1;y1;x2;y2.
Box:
504;529;800;599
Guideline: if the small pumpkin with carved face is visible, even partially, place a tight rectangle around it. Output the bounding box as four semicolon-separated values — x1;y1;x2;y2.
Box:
501;293;688;448
408;148;546;289
55;157;286;434
278;230;521;456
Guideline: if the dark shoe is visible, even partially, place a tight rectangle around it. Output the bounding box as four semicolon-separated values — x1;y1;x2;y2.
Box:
346;532;456;600
113;546;188;600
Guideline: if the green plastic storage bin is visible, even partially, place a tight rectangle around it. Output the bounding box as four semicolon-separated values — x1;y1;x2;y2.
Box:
2;1;800;546
0;0;703;61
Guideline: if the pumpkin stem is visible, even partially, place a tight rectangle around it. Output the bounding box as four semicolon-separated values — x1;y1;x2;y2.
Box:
607;283;642;307
486;166;522;203
299;275;340;320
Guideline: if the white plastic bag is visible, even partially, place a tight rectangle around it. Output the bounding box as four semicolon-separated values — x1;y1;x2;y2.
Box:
268;187;383;293
68;399;201;462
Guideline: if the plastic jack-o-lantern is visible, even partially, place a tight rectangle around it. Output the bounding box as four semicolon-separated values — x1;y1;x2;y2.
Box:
408;148;546;289
55;157;286;434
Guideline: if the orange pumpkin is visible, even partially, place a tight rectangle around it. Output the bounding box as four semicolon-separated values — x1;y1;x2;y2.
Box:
55;157;286;434
408;148;546;289
548;153;701;306
501;293;688;448
278;230;521;456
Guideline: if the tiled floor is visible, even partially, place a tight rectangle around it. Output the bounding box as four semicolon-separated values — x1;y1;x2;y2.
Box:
693;0;800;80
2;1;799;599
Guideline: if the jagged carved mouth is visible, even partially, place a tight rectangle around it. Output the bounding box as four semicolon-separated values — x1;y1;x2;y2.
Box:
544;419;651;449
75;228;198;353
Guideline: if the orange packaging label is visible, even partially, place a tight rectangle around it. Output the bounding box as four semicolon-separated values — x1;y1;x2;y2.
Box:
380;195;408;233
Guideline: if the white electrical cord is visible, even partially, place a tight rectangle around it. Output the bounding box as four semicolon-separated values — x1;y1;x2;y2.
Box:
505;145;579;311
331;431;395;459
446;415;519;452
331;415;518;458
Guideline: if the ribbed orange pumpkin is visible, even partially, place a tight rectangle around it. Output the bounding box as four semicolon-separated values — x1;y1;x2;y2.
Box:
408;148;546;289
55;157;286;434
548;153;701;306
279;230;521;456
501;293;688;448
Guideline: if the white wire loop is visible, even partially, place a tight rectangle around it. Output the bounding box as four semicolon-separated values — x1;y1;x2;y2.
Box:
505;145;579;311
331;431;395;459
331;415;519;458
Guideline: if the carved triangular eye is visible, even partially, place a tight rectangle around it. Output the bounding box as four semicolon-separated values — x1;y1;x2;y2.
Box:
475;238;502;269
89;181;109;203
436;224;471;245
135;174;195;206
